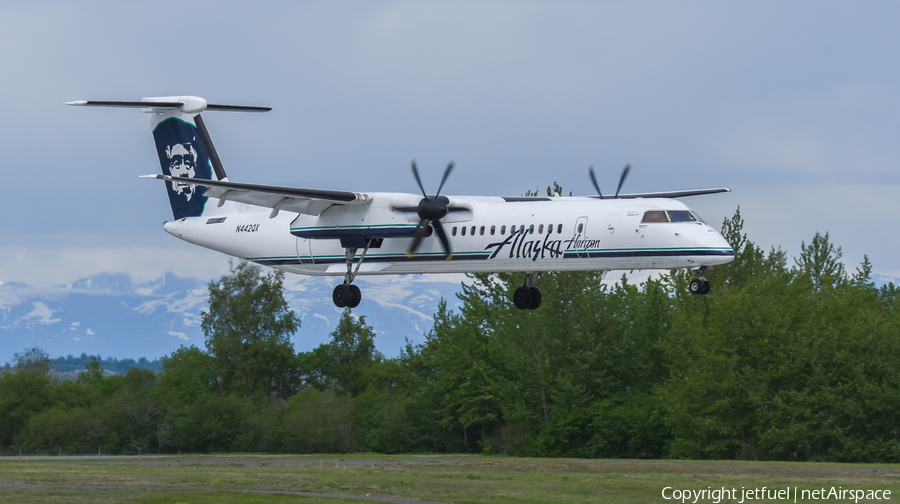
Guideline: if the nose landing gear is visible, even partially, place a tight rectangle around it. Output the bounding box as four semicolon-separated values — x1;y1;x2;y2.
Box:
513;273;542;310
689;267;711;295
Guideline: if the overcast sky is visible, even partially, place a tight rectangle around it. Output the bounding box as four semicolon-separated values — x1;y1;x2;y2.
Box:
2;1;899;289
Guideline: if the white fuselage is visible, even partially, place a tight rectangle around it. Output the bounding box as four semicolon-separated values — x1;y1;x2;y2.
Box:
162;192;734;277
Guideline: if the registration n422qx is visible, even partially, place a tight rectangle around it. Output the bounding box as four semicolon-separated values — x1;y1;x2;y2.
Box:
67;96;734;309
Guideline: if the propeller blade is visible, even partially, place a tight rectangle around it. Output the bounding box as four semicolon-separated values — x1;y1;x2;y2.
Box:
410;159;427;199
432;220;453;261
588;165;603;199
614;164;631;199
435;161;455;197
406;218;430;257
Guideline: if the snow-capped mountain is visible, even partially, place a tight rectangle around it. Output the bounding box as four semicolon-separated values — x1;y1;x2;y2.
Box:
0;272;465;362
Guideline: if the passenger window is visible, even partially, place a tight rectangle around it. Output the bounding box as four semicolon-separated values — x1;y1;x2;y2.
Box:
529;224;534;233
538;224;544;234
461;226;467;236
511;225;516;233
642;211;669;223
490;225;496;235
557;224;562;234
480;226;485;235
547;224;553;235
452;226;457;236
470;226;476;236
668;211;696;222
501;225;507;234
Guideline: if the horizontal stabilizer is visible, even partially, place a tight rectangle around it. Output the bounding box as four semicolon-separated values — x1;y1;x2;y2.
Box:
65;97;270;114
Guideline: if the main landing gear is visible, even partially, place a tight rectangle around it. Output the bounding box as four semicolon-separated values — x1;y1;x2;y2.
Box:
513;273;542;310
332;241;371;308
689;267;711;295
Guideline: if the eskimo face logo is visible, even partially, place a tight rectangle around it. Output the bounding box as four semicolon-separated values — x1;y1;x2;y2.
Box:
166;143;198;201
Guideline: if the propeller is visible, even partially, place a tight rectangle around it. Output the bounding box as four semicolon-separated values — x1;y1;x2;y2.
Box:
589;163;631;199
403;160;456;260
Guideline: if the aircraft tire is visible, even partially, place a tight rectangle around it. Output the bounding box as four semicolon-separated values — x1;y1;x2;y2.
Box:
700;280;711;295
689;279;703;295
348;284;362;308
513;286;532;309
528;287;542;310
333;284;350;307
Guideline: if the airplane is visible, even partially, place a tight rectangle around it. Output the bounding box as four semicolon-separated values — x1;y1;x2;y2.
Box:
67;96;735;309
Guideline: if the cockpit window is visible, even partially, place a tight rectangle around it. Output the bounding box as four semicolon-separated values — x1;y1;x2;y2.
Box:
668;210;697;222
642;211;669;223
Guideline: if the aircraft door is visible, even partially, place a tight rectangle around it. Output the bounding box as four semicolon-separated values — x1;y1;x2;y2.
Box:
573;216;589;258
296;237;313;264
616;211;643;251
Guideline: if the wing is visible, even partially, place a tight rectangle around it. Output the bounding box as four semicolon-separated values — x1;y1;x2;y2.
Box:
143;175;371;216
591;188;731;199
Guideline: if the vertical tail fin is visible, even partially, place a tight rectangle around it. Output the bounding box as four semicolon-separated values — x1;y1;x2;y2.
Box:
66;96;270;220
150;108;216;219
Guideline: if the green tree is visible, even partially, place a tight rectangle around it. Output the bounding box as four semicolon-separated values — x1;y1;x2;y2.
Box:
202;261;300;397
657;218;900;462
19;407;94;451
76;357;104;387
157;346;215;404
795;231;846;288
299;309;381;397
418;297;502;451
110;368;160;454
281;388;354;453
10;347;51;373
414;262;671;457
0;348;55;446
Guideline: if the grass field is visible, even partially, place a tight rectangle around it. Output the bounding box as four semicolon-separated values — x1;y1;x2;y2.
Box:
1;454;899;503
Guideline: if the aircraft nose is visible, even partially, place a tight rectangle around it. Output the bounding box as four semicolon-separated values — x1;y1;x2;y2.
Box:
708;228;736;261
711;230;731;249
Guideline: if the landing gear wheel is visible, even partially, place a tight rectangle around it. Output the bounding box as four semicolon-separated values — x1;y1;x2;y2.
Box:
513;286;532;310
348;284;362;308
528;287;542;310
689;278;711;295
689;279;702;294
699;279;710;295
333;284;351;307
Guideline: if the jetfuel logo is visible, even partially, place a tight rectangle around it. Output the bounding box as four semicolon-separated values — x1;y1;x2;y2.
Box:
152;118;213;220
661;486;892;503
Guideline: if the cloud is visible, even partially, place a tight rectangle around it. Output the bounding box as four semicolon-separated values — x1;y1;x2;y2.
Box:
0;246;231;289
312;313;330;326
23;302;62;325
168;331;189;342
